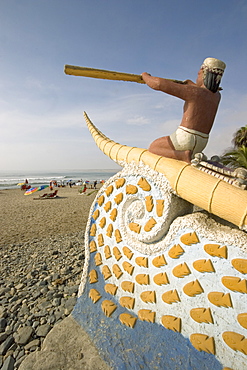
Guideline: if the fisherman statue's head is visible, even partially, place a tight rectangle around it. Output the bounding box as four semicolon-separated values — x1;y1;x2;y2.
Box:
201;57;226;93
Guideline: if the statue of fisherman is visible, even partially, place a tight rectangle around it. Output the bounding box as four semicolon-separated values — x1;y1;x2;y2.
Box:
142;57;226;163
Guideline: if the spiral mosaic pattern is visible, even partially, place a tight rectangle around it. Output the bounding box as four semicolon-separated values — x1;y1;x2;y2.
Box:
77;163;247;370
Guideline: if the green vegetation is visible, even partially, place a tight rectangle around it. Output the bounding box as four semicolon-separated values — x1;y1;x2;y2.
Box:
220;126;247;169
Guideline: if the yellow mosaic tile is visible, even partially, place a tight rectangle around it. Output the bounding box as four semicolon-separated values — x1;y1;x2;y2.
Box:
114;193;123;205
137;177;151;191
113;246;122;261
153;273;169;286
156;199;164;217
99;217;106;229
105;185;114;196
122;261;134;275
222;276;247;294
104;283;118;295
144;218;157;232
136;274;149;285
98;234;104;247
115;178;126;189
102;265;112;280
120;296;135;309
204;244;227;259
90;224;97;237
89;270;98;284
152;255;167;268
92;209;100;220
94;252;102;266
190;308;214;324
193;259;215;273
173;262;191;278
97;195;105;206
237;313;247;329
180;232;199;245
140;291;156;303
122;246;133;260
232;258;247;274
106;224;113;238
110;208;118;222
190;334;215;355
162;290;180;304
135;257;148;268
222;331;247;355
89;289;101;303
145;195;154;212
119;313;137;328
115;229;122;243
168;244;185;259
129;222;141;234
104;201;112;212
126;184;138;194
101;300;117;317
207;292;232;308
89;240;97;253
121;281;135;293
161;315;181;332
112;264;123;279
183;280;204;297
138;309;156;323
104;245;112;259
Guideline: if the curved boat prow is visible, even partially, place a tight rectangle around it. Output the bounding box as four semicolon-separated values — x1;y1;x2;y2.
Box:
84;112;247;229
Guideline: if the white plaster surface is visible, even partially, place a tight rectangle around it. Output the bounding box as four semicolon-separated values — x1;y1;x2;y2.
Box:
79;162;247;370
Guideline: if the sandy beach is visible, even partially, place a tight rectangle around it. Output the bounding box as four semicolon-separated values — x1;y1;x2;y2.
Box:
0;186;98;247
0;185;111;369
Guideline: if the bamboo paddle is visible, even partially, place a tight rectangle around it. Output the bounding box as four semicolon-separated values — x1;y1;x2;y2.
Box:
64;65;185;84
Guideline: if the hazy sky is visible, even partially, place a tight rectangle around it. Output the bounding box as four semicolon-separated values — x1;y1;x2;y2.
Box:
1;0;247;171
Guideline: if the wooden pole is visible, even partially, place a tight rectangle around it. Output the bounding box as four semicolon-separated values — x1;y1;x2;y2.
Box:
64;65;185;85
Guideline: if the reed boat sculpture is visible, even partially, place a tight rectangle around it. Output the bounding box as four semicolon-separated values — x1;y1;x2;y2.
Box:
72;113;247;370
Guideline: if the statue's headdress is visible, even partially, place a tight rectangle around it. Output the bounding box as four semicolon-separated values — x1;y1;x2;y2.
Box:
201;57;226;93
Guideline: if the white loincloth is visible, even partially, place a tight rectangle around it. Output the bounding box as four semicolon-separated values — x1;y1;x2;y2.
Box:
170;126;209;156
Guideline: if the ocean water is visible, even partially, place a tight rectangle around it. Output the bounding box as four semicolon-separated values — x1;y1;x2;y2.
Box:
0;169;119;190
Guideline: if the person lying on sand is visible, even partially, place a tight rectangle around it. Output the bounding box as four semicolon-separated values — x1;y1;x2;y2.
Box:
34;190;58;199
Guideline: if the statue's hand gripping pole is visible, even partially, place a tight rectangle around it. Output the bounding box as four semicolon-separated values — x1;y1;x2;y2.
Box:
64;65;185;85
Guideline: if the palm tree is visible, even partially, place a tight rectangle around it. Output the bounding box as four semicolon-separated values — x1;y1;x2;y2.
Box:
221;145;247;169
232;125;247;148
220;125;247;169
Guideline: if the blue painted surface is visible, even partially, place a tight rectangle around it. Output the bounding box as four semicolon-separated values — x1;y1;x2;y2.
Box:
72;275;223;370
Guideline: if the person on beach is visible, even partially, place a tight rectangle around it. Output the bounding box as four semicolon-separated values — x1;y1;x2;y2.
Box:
79;183;87;194
141;57;226;163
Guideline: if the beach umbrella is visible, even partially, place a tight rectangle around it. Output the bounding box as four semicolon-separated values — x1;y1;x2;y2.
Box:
24;185;49;195
24;187;39;195
37;185;49;191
